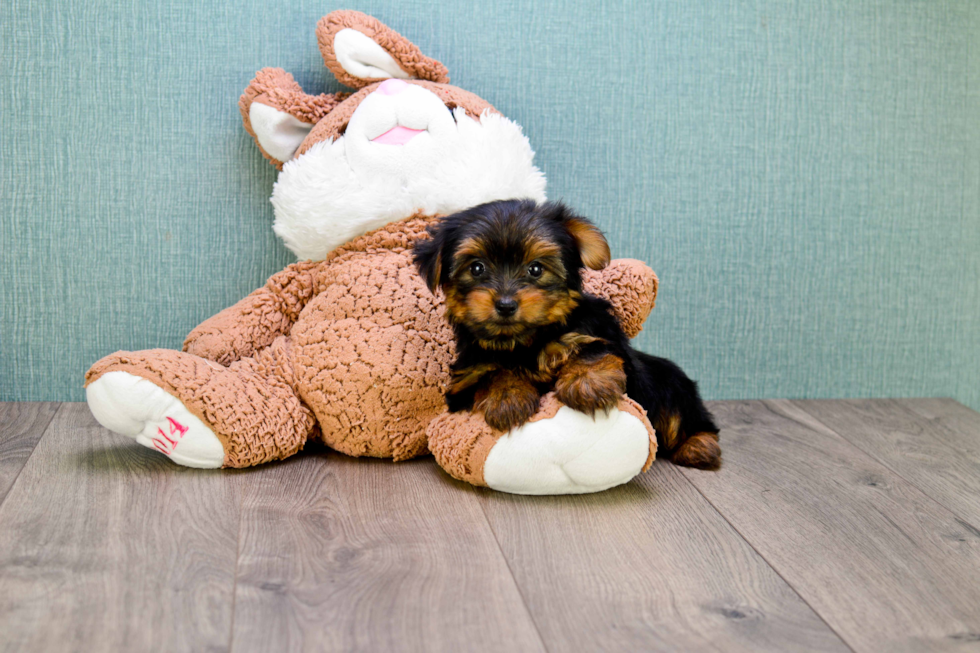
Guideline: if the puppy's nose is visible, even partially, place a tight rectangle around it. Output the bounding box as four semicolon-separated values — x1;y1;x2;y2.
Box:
495;298;518;317
377;78;409;95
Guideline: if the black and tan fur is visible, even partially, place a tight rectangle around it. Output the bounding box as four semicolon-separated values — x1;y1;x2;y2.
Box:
413;199;721;469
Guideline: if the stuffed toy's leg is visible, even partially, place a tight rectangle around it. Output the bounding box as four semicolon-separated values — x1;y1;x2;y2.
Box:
427;394;657;495
85;337;316;468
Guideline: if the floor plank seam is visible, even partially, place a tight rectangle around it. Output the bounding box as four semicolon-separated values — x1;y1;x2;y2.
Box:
226;475;246;653
674;467;858;653
0;402;61;513
9;399;974;651
791;400;980;535
475;493;552;653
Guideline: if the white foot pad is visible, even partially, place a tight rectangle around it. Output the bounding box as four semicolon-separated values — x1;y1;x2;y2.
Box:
482;406;651;495
86;371;225;469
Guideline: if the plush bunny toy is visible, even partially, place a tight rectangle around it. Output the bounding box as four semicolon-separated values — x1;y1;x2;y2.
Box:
85;11;660;494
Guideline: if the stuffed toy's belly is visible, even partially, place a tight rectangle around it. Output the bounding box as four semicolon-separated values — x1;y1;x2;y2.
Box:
289;245;455;460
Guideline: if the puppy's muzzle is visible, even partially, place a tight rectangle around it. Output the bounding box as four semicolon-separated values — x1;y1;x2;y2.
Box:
494;297;518;318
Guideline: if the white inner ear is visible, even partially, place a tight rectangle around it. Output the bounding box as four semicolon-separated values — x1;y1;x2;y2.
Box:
249;102;314;162
334;28;411;81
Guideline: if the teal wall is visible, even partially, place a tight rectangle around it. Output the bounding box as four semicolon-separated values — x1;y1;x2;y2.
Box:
1;1;978;407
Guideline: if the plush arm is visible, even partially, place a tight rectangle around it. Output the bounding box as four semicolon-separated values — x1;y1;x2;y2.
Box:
183;261;323;365
583;259;658;339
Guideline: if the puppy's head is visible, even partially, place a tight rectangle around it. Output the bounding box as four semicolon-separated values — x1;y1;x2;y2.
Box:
413;199;610;349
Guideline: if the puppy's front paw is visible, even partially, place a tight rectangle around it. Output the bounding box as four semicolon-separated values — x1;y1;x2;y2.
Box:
475;370;540;432
555;354;627;416
481;394;540;432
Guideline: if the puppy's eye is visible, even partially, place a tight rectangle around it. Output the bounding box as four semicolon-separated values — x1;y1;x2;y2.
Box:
527;262;544;278
469;261;486;277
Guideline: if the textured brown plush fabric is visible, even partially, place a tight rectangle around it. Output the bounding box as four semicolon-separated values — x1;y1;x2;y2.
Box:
182;259;323;365
85;339;315;468
582;264;658;340
286;216;453;460
316;10;451;88
427;393;658;487
238;67;349;169
88;215;658;470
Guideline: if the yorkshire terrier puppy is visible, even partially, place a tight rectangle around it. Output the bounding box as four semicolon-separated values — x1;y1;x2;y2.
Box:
413;199;721;469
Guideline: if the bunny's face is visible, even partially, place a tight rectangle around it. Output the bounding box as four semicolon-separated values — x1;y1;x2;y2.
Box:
243;12;547;261
333;79;488;176
354;79;454;146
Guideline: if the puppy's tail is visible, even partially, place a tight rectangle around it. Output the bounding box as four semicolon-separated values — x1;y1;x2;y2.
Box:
628;351;722;470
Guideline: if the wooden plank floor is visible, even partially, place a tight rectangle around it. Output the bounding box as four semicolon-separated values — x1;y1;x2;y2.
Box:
1;399;980;652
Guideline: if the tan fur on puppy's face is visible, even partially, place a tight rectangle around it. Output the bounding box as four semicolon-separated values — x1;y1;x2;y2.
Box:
413;200;610;351
446;284;580;351
523;239;562;266
455;237;488;261
444;231;581;350
515;287;581;328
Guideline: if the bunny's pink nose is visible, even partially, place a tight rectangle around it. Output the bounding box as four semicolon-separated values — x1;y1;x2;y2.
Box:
377;78;410;95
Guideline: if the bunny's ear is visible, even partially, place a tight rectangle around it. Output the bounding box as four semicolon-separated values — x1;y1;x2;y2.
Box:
240;68;348;169
317;11;450;89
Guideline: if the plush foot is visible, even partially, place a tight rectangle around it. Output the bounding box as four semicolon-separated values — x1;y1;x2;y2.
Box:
427;393;657;495
86;371;225;468
86;347;315;468
483;405;650;494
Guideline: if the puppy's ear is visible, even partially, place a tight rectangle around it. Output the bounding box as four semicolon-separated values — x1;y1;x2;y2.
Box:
566;217;610;269
547;203;611;270
413;223;451;294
